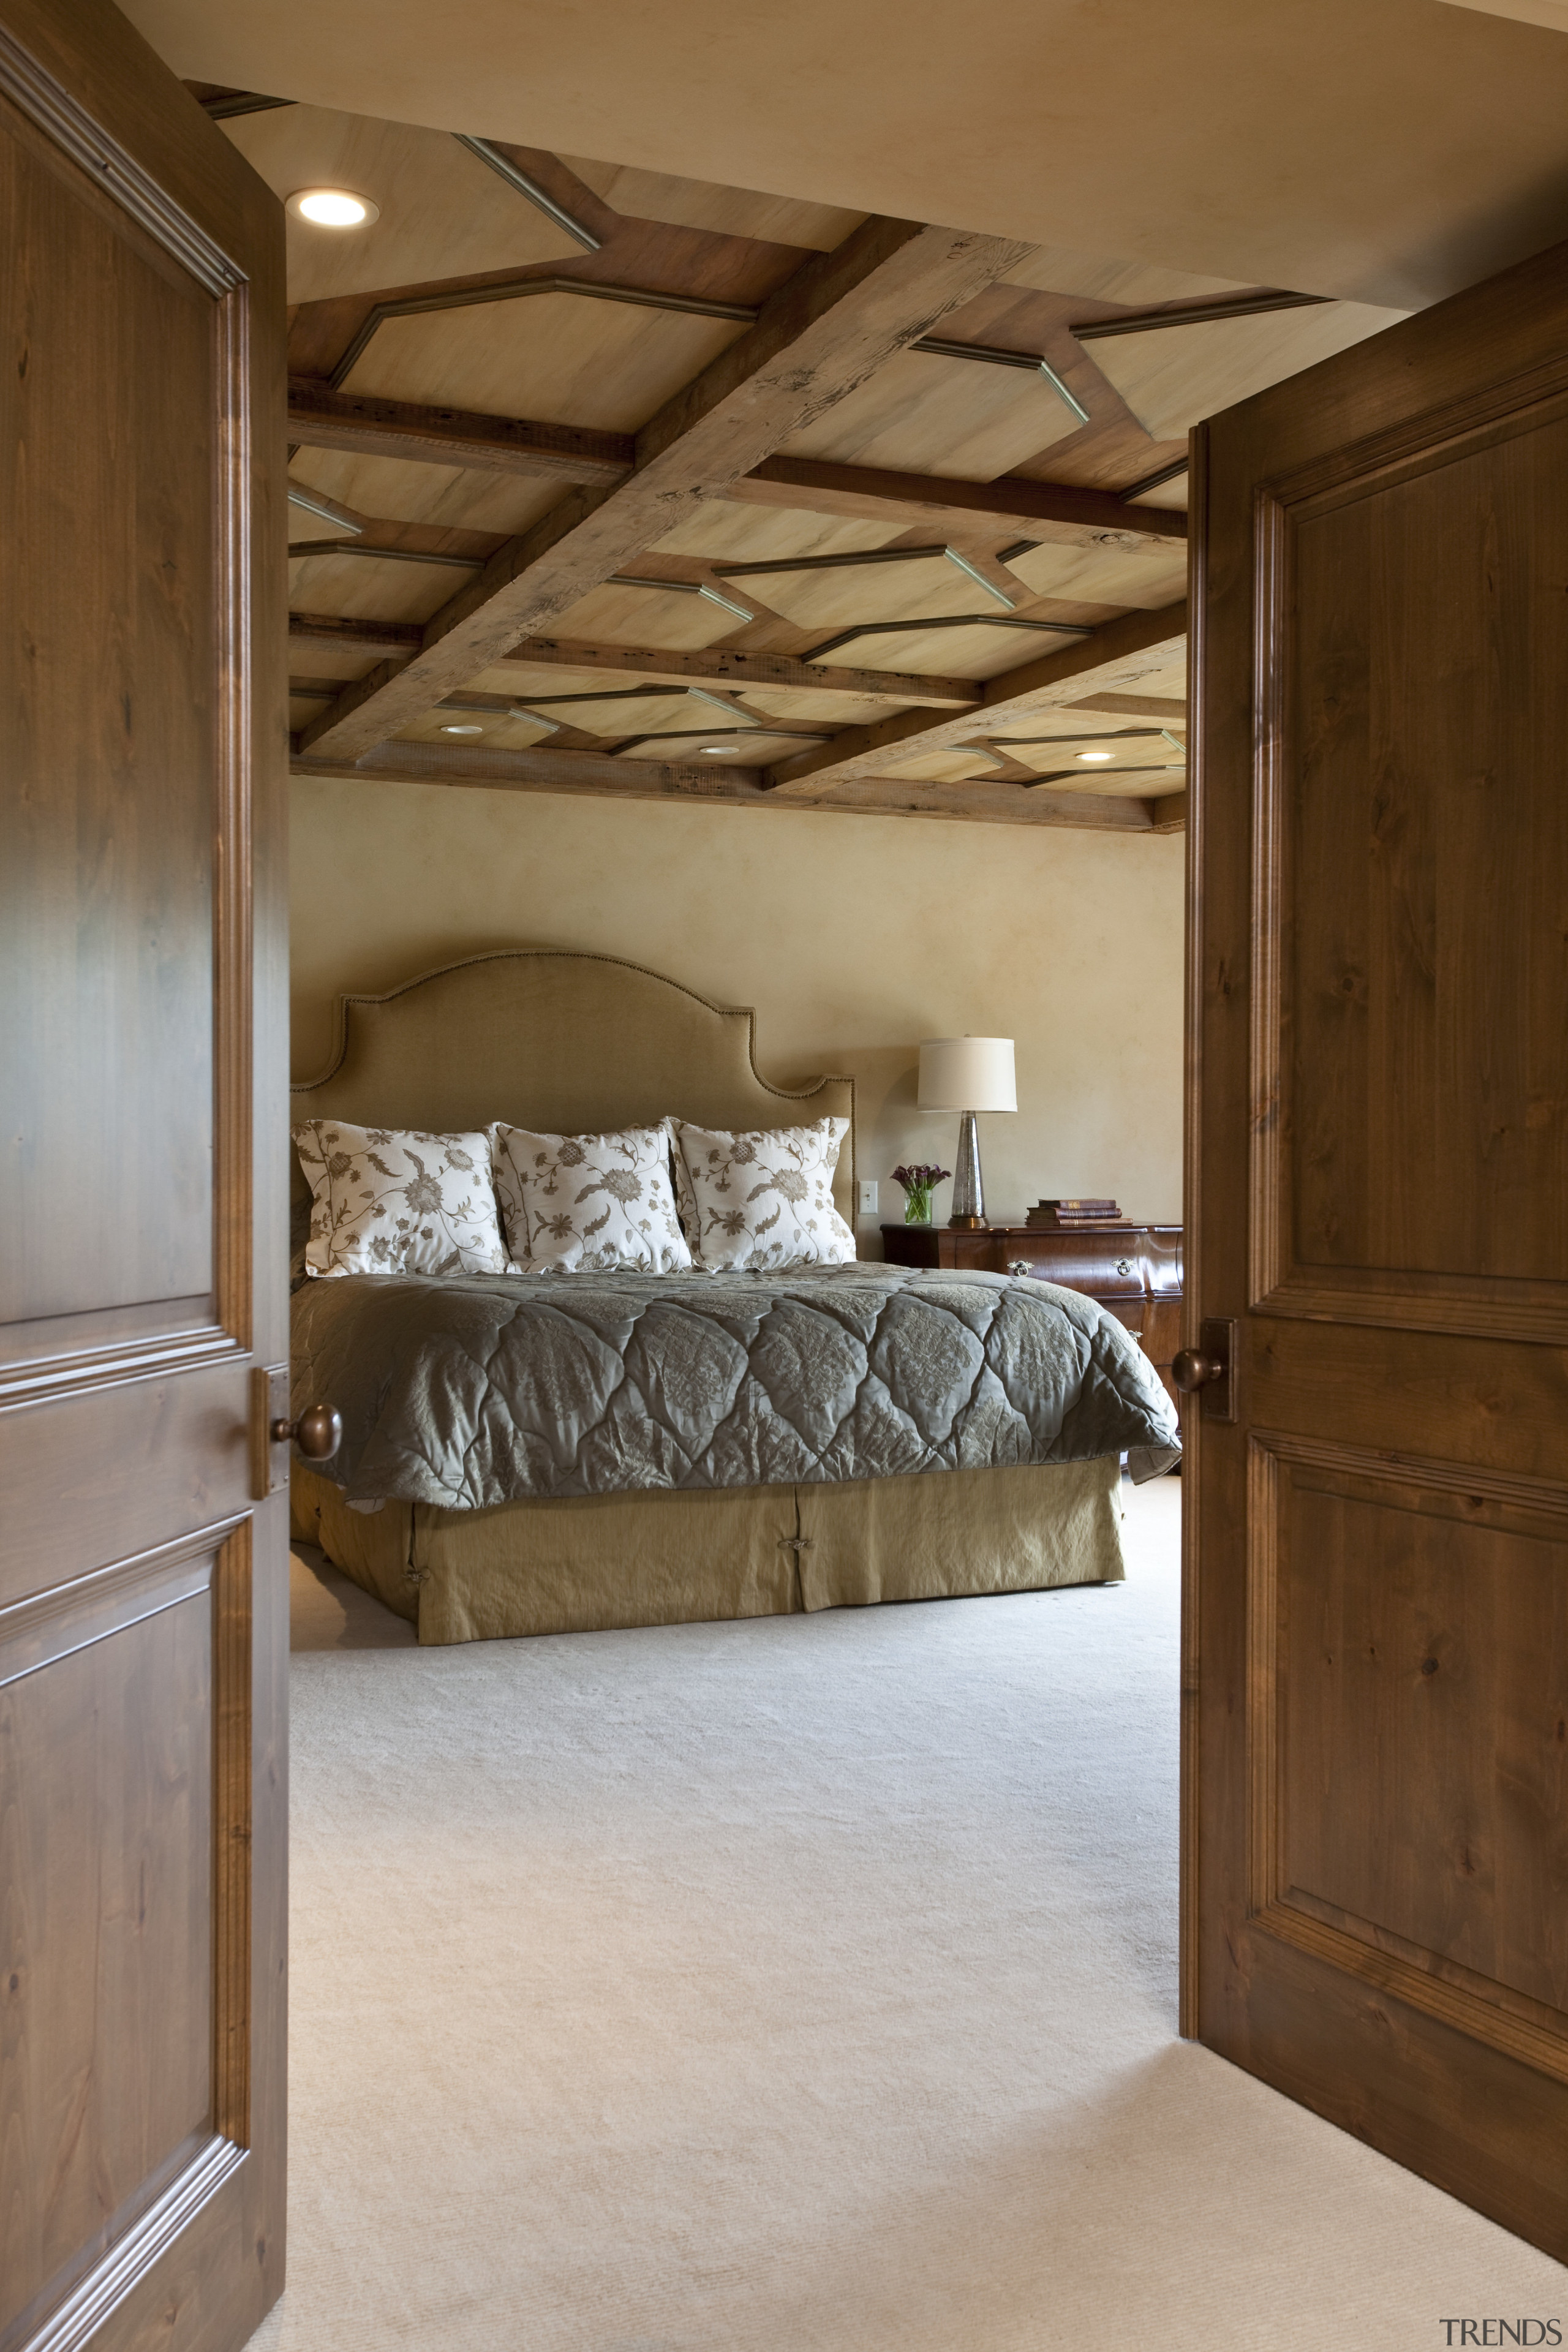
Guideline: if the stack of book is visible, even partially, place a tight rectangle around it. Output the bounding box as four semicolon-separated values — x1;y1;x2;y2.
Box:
1025;1197;1125;1229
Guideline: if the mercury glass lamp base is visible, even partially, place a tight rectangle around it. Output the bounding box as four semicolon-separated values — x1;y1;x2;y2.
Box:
948;1110;987;1228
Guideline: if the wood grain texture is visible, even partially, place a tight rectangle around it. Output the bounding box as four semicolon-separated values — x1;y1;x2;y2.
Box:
777;342;1079;479
0;2;291;2345
0;100;217;1331
730;454;1187;546
1268;1447;1568;2034
0;1578;216;2352
764;598;1187;795
287;377;634;483
1085;296;1407;443
299;217;1036;761
1254;400;1568;1339
286;385;1189;545
1192;230;1568;2258
292;738;1157;831
495;634;980;708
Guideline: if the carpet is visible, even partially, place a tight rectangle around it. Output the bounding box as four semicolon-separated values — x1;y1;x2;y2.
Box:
252;1480;1565;2350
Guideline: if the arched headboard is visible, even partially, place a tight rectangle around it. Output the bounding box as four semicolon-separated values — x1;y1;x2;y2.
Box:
290;950;856;1229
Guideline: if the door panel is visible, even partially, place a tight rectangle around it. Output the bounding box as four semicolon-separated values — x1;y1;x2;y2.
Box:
0;0;288;2345
1188;236;1568;2255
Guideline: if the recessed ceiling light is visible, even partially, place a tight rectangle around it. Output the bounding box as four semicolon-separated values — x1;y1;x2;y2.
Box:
701;745;737;755
440;723;483;736
287;187;380;228
1077;749;1115;763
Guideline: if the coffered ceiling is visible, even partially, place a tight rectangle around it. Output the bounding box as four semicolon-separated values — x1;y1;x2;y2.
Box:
216;89;1435;832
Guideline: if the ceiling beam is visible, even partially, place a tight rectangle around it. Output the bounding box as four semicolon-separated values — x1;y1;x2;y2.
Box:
285;381;1188;546
290;612;423;658
298;215;1037;764
728;456;1186;547
291;739;1156;831
1149;792;1188;833
500;635;980;709
764;599;1188;797
287;379;635;485
1068;689;1188;720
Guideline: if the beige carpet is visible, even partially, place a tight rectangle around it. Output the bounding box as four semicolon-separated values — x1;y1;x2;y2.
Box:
254;1482;1565;2351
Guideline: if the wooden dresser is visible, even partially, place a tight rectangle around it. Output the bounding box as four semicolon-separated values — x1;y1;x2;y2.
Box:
880;1221;1185;1405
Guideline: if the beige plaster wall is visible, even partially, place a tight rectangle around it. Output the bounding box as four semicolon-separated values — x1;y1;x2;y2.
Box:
290;778;1184;1251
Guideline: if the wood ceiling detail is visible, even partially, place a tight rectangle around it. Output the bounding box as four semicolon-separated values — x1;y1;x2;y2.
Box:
297;215;1038;761
285;383;1186;545
250;108;1382;830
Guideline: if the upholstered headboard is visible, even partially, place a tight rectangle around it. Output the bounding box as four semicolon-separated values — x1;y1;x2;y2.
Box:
289;949;856;1229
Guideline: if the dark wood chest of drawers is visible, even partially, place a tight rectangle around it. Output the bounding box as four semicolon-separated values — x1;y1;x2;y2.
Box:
880;1221;1184;1404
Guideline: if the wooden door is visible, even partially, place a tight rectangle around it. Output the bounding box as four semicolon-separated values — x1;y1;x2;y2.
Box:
0;1;288;2346
1186;236;1568;2255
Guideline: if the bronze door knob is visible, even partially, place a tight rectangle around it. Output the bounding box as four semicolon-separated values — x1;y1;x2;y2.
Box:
1171;1347;1226;1393
270;1403;342;1459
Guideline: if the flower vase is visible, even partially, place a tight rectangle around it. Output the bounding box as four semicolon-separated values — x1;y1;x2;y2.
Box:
903;1188;933;1225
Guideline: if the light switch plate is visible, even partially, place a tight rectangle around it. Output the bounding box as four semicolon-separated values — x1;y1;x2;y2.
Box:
858;1180;878;1215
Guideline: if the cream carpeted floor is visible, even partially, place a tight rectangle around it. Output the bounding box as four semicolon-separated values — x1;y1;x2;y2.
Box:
254;1481;1565;2351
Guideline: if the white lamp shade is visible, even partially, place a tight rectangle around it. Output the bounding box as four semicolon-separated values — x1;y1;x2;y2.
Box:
918;1036;1017;1113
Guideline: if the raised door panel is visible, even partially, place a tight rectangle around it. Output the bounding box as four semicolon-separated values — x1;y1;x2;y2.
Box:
1253;398;1568;1344
1250;1441;1568;2082
0;48;252;1403
0;1552;232;2342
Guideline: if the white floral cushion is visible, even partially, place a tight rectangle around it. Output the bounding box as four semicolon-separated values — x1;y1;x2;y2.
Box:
292;1123;510;1278
667;1117;856;1272
490;1124;692;1273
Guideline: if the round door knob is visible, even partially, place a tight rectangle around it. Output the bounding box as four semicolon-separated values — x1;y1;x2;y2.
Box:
1171;1348;1225;1393
270;1403;342;1459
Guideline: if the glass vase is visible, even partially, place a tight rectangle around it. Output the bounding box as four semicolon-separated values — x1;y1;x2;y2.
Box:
903;1188;933;1224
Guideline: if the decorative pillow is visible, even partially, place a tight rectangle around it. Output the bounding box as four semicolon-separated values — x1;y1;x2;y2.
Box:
490;1124;692;1273
292;1122;510;1278
667;1117;856;1272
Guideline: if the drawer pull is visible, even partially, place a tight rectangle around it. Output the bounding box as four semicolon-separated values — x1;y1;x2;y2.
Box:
1116;1257;1132;1276
1008;1259;1032;1277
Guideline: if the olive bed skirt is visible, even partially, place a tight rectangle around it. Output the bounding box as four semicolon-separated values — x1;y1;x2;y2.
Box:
291;1455;1128;1646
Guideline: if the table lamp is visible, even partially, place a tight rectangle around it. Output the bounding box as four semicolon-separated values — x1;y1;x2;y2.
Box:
918;1037;1017;1229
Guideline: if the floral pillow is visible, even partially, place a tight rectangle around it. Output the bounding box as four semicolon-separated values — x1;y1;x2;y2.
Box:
490;1124;692;1273
292;1123;511;1278
667;1117;856;1272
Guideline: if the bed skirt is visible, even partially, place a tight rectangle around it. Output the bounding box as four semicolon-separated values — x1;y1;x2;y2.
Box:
290;1457;1128;1645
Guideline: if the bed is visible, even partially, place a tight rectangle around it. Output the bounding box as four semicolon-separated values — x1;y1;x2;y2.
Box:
288;950;1180;1643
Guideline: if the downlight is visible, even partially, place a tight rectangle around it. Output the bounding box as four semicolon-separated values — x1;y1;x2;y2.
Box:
287;188;380;228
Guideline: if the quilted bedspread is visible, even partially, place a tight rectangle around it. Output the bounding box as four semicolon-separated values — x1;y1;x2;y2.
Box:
290;1263;1182;1510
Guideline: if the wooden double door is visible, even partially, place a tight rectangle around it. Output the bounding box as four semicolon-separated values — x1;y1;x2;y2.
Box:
1187;233;1568;2254
0;1;289;2347
6;0;1568;2333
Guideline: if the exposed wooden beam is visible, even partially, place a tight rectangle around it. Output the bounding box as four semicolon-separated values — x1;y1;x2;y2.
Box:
284;385;1187;546
729;456;1186;547
500;636;980;709
298;216;1037;764
287;379;635;484
289;612;423;658
1068;690;1188;720
1072;288;1329;341
291;739;1155;831
764;600;1188;797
